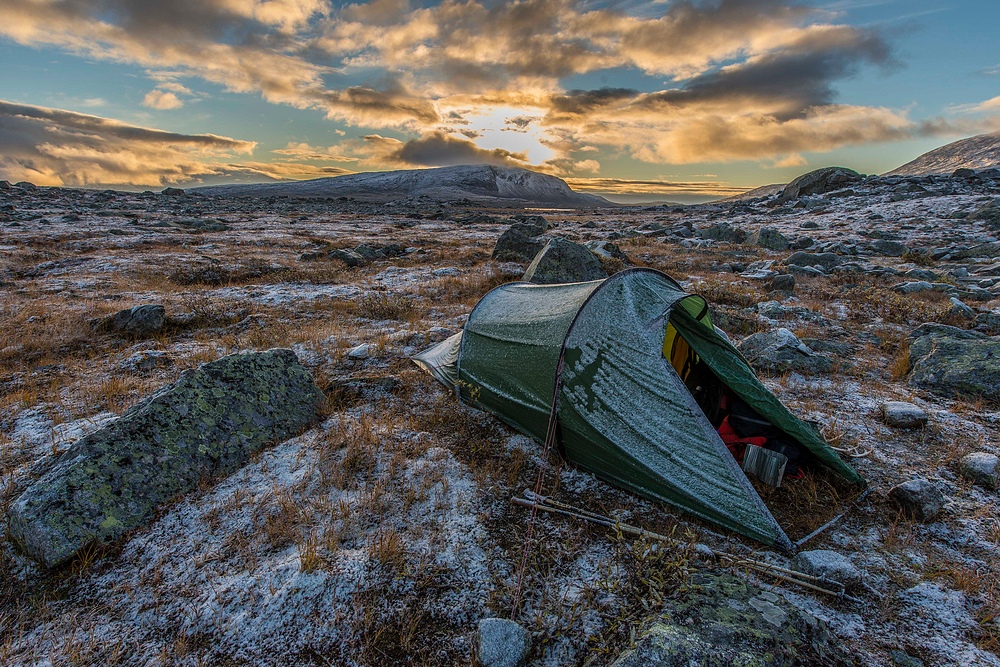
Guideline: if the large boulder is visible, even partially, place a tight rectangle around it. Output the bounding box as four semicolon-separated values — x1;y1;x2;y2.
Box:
907;325;1000;400
8;349;324;568
611;573;846;667
779;167;862;201
522;238;608;284
737;328;833;374
492;223;550;262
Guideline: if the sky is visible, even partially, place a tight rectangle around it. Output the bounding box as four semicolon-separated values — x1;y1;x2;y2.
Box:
0;0;998;202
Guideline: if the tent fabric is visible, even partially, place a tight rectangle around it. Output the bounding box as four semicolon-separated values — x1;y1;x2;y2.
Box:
412;267;862;549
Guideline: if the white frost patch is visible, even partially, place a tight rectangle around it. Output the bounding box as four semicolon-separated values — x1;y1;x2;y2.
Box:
896;582;1000;667
208;282;361;305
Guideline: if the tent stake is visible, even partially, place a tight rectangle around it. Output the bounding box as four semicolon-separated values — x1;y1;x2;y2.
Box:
794;488;872;549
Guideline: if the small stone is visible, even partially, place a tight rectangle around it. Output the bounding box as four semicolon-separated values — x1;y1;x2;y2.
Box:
948;297;975;320
792;550;862;590
891;649;926;667
328;248;367;267
103;304;166;337
478;618;531;667
889;479;945;522
745;226;789;250
347;343;371;359
769;274;795;292
880;402;928;429
958;452;999;490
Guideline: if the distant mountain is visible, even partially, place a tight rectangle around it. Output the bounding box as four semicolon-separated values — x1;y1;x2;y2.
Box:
887;131;1000;176
191;165;614;208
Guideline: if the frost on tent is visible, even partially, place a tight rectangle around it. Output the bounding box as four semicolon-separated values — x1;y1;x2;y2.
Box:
414;268;863;550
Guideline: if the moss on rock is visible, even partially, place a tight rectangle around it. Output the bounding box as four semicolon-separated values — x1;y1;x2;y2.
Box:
8;349;323;569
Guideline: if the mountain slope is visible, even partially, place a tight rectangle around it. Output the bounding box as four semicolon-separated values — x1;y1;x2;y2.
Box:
192;165;614;207
887;132;1000;175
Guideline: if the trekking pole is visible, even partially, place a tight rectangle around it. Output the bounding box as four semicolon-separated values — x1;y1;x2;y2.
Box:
511;494;862;602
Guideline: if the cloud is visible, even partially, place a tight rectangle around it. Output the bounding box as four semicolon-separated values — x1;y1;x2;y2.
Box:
0;100;255;187
565;177;748;198
340;132;530;168
0;0;957;173
143;90;184;110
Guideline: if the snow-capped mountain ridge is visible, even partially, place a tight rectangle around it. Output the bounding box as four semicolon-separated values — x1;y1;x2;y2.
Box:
192;165;613;208
887;132;1000;175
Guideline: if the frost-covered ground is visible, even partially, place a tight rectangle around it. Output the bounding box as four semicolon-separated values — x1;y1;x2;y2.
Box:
1;177;1000;665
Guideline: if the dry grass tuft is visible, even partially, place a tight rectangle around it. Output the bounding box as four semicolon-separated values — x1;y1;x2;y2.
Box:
356;292;415;320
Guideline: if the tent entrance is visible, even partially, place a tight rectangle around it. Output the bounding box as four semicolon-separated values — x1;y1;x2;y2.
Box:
662;314;816;487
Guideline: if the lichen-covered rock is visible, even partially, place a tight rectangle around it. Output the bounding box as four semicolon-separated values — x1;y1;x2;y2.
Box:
8;349;324;568
492;223;550;262
745;226;789;251
779;167;862;201
102;304;166;337
478;618;531;667
769;273;795;292
958;452;999;489
610;573;847;667
907;326;1000;400
737;327;833;374
522;238;608;284
889;479;945;522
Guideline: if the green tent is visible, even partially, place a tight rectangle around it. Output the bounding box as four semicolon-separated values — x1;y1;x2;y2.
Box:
414;268;863;551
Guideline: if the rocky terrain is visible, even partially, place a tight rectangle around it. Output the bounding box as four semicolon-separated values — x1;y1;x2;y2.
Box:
2;164;1000;666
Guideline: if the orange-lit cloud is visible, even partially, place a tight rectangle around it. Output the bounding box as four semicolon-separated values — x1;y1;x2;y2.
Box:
2;0;995;185
0;100;255;186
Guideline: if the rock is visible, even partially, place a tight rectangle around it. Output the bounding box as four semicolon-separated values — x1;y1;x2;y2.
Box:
737;328;833;374
953;168;977;179
610;573;845;667
160;187;184;196
891;649;926;667
889;479;945;522
522;238;608;284
769;274;795;292
0;180;10;190
872;239;909;257
785;251;841;271
328;248;367;267
908;327;1000;400
947;297;975;320
8;349;324;568
880;402;928;428
970;198;1000;230
584;240;630;264
510;214;549;236
745;226;789;251
102;304;166;337
477;618;531;667
492;223;549;262
779;167;862;201
347;343;371;359
891;281;934;294
958;452;999;489
905;268;939;282
120;350;171;373
697;222;745;243
791;550;862;590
